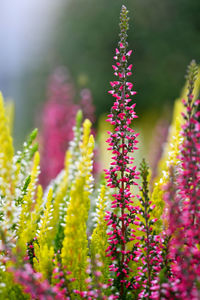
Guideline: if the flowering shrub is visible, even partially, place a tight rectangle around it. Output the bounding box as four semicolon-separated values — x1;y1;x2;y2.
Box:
39;67;96;187
0;5;200;300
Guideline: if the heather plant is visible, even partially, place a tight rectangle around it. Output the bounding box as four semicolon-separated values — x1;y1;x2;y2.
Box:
104;6;141;298
90;185;111;286
39;67;96;187
162;61;200;299
0;5;200;300
0;101;96;299
135;159;165;299
39;67;77;187
151;64;200;231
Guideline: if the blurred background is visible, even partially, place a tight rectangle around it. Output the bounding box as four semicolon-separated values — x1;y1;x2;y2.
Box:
1;0;200;173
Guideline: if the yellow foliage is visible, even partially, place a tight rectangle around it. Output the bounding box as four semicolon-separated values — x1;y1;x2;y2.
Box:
32;188;55;280
44;151;71;245
0;92;14;197
61;119;94;294
81;119;92;153
90;185;110;284
17;152;40;240
33;243;54;281
37;188;53;246
19;185;43;247
5;99;14;135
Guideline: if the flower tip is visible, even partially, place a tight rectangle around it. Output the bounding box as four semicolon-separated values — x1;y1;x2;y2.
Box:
131;91;137;96
127;50;132;57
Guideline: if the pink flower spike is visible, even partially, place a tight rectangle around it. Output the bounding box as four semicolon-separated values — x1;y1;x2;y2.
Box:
105;6;141;297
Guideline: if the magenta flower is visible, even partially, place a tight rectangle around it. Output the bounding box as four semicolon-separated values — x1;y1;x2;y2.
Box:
104;5;140;298
163;61;200;299
39;67;78;187
80;88;96;124
10;264;69;300
39;67;96;187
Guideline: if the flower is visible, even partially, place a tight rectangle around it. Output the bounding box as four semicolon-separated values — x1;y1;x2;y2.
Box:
105;5;140;298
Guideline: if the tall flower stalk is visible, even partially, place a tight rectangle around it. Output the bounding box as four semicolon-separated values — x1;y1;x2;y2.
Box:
39;67;96;187
39;67;78;187
105;6;140;298
163;61;200;299
170;61;200;298
137;159;164;300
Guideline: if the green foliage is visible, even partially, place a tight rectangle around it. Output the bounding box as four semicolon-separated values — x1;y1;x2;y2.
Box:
61;120;94;294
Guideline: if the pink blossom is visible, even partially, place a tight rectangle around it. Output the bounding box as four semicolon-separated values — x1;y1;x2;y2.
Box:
163;61;200;299
105;5;141;297
39;67;96;187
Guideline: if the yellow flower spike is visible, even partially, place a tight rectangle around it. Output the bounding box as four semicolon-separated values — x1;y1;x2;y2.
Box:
33;243;54;281
90;185;110;284
17;185;43;256
41;118;91;252
37;188;53;246
81;119;92;153
0;92;14;196
61;122;94;295
64;149;72;171
5;99;14;135
45;151;71;246
16;152;41;256
17;151;40;239
33;188;55;279
20;184;43;245
61;177;89;286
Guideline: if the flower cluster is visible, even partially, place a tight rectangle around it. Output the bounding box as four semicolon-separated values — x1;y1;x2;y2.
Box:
104;5;140;298
163;61;200;299
39;67;78;187
0;5;200;300
39;67;96;187
11;264;68;300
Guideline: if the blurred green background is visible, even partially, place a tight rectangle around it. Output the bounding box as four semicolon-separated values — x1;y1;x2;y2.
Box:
1;0;200;145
